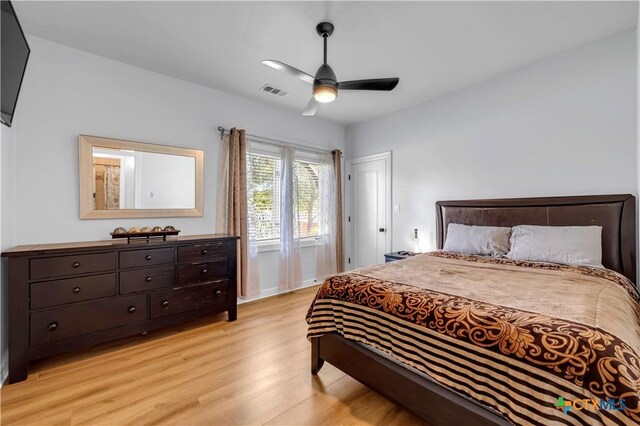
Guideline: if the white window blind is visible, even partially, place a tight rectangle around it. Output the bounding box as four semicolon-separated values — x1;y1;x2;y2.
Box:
247;143;323;241
248;152;281;241
294;159;320;238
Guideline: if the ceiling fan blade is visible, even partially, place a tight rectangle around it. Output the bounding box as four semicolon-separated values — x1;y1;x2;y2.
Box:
302;98;320;116
338;78;399;91
262;60;315;85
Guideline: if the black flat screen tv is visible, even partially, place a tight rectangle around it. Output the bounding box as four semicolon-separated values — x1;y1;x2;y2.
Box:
1;0;30;128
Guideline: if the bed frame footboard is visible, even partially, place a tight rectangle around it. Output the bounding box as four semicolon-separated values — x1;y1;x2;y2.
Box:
310;333;509;426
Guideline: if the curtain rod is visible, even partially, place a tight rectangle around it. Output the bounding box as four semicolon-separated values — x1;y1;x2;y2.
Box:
217;126;334;155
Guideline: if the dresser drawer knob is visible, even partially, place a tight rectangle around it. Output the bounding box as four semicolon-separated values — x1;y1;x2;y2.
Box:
128;305;136;313
161;300;169;307
48;322;58;331
72;287;81;294
72;261;81;268
145;255;152;261
202;269;208;275
145;276;152;282
215;290;222;296
202;249;208;255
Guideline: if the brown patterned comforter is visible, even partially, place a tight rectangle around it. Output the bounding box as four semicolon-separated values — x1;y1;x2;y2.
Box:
306;252;640;426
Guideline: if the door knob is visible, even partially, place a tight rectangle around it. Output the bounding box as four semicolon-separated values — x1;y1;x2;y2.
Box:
379;228;386;232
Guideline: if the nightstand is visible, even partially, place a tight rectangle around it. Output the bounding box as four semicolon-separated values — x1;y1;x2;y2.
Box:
384;251;417;262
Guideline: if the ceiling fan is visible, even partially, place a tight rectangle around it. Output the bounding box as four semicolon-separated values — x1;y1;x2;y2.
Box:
262;22;400;116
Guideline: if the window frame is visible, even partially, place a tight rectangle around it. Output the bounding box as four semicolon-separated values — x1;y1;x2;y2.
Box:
247;142;326;247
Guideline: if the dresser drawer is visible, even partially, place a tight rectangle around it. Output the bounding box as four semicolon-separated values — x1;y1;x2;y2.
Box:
177;243;228;263
150;282;229;319
178;260;228;286
119;247;174;269
30;252;116;280
30;294;147;346
31;273;116;309
120;265;175;294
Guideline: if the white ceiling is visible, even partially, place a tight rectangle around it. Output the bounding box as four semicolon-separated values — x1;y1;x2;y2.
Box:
14;1;638;126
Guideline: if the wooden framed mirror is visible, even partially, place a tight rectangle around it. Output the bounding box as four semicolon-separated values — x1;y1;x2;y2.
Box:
79;135;204;219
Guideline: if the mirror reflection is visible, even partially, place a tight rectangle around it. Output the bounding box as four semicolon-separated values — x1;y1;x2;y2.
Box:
92;147;196;210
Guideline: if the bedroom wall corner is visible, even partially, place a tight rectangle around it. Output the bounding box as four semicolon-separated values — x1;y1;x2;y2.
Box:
0;121;17;386
346;30;637;255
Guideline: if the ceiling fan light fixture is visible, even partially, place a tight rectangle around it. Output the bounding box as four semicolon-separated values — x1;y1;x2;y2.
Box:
261;22;399;116
313;84;337;103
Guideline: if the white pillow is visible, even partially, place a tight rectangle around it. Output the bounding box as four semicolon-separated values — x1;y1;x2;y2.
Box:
506;225;603;268
443;224;511;257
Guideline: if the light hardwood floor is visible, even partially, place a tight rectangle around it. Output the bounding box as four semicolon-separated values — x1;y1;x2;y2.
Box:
1;286;424;425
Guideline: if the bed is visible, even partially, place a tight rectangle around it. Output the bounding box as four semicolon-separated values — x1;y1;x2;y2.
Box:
307;194;638;426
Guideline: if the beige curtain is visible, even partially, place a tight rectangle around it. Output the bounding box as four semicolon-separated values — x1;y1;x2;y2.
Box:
217;128;260;298
332;149;344;272
216;135;230;233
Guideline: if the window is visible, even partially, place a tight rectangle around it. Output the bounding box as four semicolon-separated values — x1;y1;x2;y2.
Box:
248;152;281;241
247;144;323;241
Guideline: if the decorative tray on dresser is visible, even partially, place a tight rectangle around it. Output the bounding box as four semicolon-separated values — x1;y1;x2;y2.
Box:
1;234;239;384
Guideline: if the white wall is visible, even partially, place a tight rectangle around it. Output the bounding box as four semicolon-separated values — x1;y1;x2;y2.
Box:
15;36;344;244
12;36;345;294
346;30;637;252
1;122;17;385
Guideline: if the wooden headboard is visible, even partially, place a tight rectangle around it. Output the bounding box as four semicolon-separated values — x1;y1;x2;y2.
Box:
435;194;636;284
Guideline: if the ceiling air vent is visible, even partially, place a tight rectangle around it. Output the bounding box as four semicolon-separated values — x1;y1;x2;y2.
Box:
260;84;288;97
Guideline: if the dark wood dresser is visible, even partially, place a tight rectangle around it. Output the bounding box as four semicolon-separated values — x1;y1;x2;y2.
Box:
2;234;239;384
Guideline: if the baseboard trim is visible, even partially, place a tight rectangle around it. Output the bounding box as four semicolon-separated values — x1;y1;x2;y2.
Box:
238;279;319;305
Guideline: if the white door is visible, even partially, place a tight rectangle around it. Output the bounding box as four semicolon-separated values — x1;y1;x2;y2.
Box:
347;152;391;269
